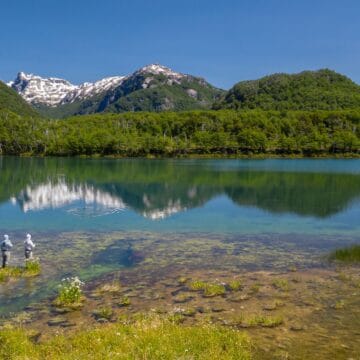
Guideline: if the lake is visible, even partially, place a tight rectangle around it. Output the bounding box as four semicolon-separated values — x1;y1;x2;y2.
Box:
0;157;359;358
1;157;359;234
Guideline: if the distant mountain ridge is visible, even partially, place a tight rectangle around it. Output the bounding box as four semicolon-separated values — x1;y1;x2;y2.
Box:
214;69;360;110
8;72;125;107
8;64;224;118
6;67;360;118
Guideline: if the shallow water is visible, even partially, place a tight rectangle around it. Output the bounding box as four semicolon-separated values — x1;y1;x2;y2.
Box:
0;157;359;357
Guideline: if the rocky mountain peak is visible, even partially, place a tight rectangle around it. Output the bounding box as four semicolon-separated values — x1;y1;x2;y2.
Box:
136;64;185;78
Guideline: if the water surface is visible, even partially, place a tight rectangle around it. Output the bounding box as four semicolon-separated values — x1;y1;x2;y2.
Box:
0;157;359;315
0;157;359;234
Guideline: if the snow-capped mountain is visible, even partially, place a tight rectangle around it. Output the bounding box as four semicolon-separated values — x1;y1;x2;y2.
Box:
8;71;125;107
8;64;224;117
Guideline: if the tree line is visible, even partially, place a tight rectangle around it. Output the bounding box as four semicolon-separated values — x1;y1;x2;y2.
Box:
0;109;359;156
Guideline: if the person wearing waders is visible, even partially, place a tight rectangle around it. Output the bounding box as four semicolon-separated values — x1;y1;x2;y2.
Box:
1;234;13;268
24;233;35;260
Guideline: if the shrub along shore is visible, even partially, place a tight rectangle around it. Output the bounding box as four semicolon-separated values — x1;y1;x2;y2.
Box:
0;109;359;157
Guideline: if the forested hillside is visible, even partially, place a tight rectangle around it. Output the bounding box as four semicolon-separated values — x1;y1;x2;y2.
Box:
0;110;358;156
0;81;39;117
214;69;360;111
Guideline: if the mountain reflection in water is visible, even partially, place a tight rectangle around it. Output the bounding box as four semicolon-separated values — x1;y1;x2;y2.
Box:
1;157;359;220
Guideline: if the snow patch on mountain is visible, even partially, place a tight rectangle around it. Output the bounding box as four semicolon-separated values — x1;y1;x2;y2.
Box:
8;72;125;107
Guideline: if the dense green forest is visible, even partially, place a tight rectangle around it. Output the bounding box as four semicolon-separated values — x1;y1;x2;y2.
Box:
215;69;360;111
0;109;359;156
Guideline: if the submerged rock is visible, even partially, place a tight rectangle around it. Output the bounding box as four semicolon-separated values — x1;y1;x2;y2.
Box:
47;316;70;327
96;318;109;323
290;323;305;331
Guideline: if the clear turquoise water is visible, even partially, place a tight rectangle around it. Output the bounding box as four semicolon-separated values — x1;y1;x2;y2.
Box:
0;157;359;235
0;157;359;315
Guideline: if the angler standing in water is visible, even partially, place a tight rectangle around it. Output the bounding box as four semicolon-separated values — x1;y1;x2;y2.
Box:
1;234;13;268
24;233;35;259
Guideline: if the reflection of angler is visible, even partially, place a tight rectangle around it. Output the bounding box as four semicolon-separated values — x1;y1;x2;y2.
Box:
24;233;36;259
1;234;13;268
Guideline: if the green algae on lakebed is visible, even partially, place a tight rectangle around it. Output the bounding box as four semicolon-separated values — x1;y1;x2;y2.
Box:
329;245;360;263
0;230;358;315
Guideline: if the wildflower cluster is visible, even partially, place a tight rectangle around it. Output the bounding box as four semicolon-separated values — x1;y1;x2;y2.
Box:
57;277;84;305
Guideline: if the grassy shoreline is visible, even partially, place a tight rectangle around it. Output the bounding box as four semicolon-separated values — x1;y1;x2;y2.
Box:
0;315;252;360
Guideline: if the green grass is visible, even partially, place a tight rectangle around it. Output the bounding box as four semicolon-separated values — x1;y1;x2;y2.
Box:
23;259;41;276
0;267;23;282
329;245;360;263
0;261;41;282
0;316;251;359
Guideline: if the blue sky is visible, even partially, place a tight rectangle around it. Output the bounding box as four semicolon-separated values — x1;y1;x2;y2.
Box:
1;0;359;89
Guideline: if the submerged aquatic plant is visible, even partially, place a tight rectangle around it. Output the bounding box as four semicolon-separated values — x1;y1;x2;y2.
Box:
189;280;207;291
246;314;284;328
329;245;360;263
203;284;226;297
249;284;261;294
55;277;84;306
93;307;113;321
177;277;188;285
272;279;290;292
94;281;122;296
189;280;226;297
228;280;242;291
333;300;345;310
173;294;193;304
118;296;131;307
